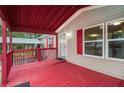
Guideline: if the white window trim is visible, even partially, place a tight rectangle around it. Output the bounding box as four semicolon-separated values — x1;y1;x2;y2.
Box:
106;18;124;62
107;38;124;41
84;40;103;43
83;23;104;59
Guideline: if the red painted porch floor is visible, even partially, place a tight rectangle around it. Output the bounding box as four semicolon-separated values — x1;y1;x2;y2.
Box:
7;59;124;87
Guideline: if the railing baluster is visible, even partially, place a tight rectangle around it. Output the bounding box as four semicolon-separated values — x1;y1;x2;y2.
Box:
12;48;56;65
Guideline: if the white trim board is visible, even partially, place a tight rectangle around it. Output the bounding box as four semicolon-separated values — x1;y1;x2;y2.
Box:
55;5;107;33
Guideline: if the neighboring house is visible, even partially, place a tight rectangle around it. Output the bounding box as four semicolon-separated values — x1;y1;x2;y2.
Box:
0;25;43;51
0;34;56;53
38;35;56;48
0;36;41;50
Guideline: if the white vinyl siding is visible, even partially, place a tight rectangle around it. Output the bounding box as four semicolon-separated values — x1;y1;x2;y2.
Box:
58;6;124;80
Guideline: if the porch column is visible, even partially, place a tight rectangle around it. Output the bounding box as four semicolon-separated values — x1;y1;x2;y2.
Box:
2;20;7;86
10;31;12;50
56;33;58;58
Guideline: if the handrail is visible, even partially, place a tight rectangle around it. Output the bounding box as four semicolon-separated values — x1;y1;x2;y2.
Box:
13;48;56;52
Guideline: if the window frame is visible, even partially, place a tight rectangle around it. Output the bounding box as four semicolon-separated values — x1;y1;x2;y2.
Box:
106;18;124;61
48;37;52;44
83;23;104;58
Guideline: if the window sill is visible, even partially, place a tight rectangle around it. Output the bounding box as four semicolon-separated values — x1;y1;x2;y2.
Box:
83;54;104;59
106;57;124;62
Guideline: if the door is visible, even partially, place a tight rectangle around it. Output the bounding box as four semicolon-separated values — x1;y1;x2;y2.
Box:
59;33;66;59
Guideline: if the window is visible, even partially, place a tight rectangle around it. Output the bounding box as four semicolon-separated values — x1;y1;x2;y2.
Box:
48;44;52;48
48;38;52;44
84;24;104;57
48;38;52;48
106;19;124;60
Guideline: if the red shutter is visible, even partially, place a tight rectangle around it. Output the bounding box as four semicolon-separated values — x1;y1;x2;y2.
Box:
77;29;83;55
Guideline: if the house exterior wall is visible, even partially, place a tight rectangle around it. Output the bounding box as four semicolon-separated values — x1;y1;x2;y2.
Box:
58;5;124;80
40;35;56;48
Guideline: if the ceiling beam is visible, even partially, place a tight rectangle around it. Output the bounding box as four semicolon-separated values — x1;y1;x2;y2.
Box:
13;27;56;35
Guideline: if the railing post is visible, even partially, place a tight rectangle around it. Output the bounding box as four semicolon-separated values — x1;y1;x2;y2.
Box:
37;48;41;63
2;19;7;86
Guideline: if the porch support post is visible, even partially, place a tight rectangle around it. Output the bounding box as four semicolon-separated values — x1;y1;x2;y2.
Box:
10;31;12;50
2;20;7;86
56;33;58;58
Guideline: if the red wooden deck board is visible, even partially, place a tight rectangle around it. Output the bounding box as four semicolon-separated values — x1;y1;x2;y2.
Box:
7;59;124;87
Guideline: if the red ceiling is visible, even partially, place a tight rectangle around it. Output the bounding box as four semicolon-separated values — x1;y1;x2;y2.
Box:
0;5;89;34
